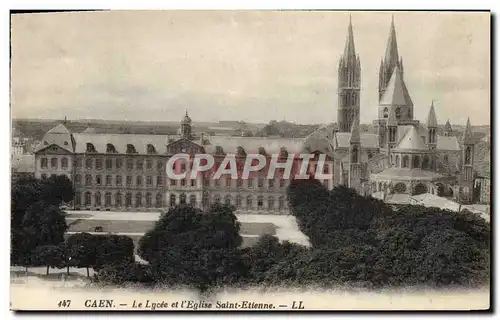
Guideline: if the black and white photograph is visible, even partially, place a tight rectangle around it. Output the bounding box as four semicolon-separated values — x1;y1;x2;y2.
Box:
8;10;491;311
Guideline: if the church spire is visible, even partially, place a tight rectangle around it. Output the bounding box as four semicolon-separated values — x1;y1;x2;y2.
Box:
462;117;474;145
337;15;361;133
385;15;400;68
343;14;357;65
426;100;438;128
379;15;402;101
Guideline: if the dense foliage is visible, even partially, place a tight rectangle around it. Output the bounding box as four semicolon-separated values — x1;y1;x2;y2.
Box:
11;176;72;267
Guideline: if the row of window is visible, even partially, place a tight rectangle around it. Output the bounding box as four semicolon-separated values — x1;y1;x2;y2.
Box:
40;157;69;170
74;174;289;189
382;107;412;119
74;191;163;208
391;154;434;169
75;158;165;171
73;191;287;211
170;193;287;211
87;143;158;154
75;174;164;187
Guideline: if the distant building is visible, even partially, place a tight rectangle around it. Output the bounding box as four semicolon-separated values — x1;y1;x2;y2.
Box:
305;16;481;204
11;154;35;182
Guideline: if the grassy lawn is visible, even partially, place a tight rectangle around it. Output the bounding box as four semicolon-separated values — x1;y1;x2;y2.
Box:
239;222;276;236
67;219;155;233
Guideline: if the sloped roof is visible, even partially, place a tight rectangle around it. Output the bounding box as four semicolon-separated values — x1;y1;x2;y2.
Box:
47;123;70;134
72;133;170;154
437;136;460;151
349;118;360;143
393;126;428;151
335;132;378;149
462;117;474;144
302;128;334;155
379;66;413;107
204;136;305;155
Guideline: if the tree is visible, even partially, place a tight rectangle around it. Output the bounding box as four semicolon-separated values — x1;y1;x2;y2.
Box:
41;174;74;206
93;234;135;271
33;244;66;275
138;204;244;292
66;233;96;277
21;202;68;251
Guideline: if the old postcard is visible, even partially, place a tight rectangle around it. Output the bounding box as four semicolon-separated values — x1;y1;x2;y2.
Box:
9;10;491;311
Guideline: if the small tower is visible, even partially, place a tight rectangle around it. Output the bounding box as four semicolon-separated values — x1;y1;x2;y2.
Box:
444;119;452;136
426;100;438;150
348;118;362;194
460;117;475;203
386;107;398;155
337;15;361;133
180;111;192;139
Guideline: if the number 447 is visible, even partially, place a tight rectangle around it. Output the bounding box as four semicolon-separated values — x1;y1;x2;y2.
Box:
58;300;71;308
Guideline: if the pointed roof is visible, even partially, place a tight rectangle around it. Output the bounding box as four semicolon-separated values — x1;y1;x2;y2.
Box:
387;107;398;126
394;126;428;151
426;101;438;127
444;119;452;132
47;123;70;134
384;15;400;68
349;117;360;144
379;66;413;106
343;14;357;64
462;117;474;144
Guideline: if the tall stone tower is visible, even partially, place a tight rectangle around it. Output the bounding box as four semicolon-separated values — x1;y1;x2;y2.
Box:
426;101;438;150
460;117;475;203
337;15;361;133
348;118;362;193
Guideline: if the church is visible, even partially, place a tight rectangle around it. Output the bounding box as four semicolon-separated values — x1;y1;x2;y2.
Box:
304;16;477;204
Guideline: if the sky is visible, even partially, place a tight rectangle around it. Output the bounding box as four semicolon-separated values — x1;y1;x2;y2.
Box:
10;11;490;125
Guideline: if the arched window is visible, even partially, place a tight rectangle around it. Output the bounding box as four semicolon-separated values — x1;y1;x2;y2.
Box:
135;193;142;207
235;195;242;209
105;192;112;207
224;195;231;205
268;196;275;210
465;147;472;165
422;155;430;169
61;158;68;169
85;159;93;169
402;155;409;168
126;144;137;154
278;196;285;211
51;158;58;169
40;158;48;169
408;108;413;119
86;143;96;153
95;192;101;206
395;107;401;119
115;193;122;207
155;193;163;208
257;196;264;210
74;193;81;206
85;174;92;186
180;193;187;204
246;196;253;209
74;174;81;185
106;175;112;186
383;107;388;118
146;193;152;207
84;192;92;206
147;144;156;154
125;193;132;207
96;175;102;185
202;193;210;208
170;194;176;207
413;156;420;168
414;183;428;195
395;155;400;168
189;194;197;206
106;144;116;153
351;146;358;163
